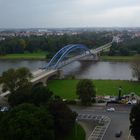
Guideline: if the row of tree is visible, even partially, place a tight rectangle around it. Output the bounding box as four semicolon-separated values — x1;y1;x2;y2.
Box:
0;32;112;56
108;38;140;56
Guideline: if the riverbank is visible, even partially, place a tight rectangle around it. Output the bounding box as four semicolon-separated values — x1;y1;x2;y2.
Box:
101;56;134;62
48;79;140;99
0;52;46;60
0;53;135;62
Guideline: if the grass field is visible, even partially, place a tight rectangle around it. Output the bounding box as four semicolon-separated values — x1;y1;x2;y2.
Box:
0;52;46;60
101;56;135;62
61;123;85;140
48;80;140;99
0;52;135;61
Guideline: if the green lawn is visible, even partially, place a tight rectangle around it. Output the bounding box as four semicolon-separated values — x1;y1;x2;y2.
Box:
48;80;140;99
0;53;135;61
101;56;135;62
0;52;46;60
60;123;85;140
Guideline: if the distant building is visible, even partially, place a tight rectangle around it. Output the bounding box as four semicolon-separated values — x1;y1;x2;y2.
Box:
0;37;5;41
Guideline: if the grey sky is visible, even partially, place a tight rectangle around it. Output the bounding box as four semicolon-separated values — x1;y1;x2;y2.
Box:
0;0;140;28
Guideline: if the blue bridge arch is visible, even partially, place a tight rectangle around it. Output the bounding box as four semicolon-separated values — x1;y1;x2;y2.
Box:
46;44;91;69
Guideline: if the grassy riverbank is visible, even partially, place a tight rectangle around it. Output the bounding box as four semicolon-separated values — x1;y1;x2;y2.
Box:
0;52;46;60
0;52;135;61
101;56;134;62
48;80;140;99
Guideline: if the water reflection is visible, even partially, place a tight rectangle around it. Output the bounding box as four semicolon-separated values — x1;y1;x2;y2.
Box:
0;60;133;80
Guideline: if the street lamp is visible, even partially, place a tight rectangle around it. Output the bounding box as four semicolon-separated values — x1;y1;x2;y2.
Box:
118;86;122;100
75;118;78;139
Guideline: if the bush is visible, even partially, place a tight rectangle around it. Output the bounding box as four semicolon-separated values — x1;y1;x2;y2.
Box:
0;103;55;140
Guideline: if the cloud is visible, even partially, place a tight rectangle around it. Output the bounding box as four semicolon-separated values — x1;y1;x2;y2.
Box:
0;0;140;27
93;6;140;26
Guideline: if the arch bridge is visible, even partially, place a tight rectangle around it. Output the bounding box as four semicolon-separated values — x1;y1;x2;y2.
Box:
31;42;112;85
45;42;112;70
0;41;114;96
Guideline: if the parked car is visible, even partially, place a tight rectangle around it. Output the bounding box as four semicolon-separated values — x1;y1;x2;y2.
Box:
0;106;9;112
107;107;115;112
115;131;122;137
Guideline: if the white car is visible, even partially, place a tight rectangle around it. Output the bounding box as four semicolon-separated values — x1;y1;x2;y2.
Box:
107;107;115;112
0;106;9;112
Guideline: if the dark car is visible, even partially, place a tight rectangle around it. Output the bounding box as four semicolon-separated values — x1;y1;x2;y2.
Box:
115;131;122;137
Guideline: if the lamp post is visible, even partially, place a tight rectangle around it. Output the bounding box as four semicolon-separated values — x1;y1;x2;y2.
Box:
75;118;78;139
118;86;122;100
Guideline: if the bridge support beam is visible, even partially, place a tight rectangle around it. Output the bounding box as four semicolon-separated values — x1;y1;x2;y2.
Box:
93;52;100;61
31;69;64;86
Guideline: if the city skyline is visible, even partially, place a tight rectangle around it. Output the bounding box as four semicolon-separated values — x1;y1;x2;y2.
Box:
0;0;140;28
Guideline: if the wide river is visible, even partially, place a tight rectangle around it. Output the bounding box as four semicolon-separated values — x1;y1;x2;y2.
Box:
0;60;134;80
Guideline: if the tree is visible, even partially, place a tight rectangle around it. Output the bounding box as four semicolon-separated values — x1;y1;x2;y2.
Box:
8;85;53;107
49;99;77;136
0;67;32;93
0;103;54;140
31;85;53;106
119;47;130;56
18;39;27;50
130;103;140;140
8;87;31;107
131;55;140;81
76;79;96;105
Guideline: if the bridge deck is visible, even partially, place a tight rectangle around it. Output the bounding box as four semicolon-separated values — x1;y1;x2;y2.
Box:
31;69;57;83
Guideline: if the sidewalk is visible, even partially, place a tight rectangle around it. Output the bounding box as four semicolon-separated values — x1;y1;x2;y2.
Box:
77;114;111;140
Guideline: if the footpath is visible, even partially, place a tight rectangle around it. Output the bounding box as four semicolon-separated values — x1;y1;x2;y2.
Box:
77;114;111;140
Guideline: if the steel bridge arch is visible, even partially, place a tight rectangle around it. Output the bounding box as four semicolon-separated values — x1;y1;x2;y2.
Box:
46;44;91;69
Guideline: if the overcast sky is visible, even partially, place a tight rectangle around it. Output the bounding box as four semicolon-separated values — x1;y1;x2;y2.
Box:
0;0;140;28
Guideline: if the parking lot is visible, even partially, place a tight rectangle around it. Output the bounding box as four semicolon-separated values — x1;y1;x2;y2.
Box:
72;104;131;140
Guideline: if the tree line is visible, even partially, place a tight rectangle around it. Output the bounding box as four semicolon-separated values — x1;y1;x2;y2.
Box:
0;32;112;56
108;38;140;56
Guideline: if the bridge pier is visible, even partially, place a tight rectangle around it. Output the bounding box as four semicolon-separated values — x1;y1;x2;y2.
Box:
93;52;100;61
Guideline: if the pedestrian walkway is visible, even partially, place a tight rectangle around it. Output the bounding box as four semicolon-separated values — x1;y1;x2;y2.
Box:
77;114;111;140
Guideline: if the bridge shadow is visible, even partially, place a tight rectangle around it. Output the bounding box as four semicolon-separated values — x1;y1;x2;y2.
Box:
62;60;98;78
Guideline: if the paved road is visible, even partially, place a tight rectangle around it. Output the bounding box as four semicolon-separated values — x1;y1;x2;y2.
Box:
70;105;131;140
103;111;130;140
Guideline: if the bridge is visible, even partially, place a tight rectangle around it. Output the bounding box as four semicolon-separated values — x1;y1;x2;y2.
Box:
31;42;112;85
0;42;113;97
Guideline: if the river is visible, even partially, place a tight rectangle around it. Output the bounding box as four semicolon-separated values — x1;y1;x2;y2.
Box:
0;60;134;80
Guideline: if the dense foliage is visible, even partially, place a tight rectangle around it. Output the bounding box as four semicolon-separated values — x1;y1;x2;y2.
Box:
130;103;140;140
8;84;53;107
0;33;111;56
76;79;96;105
0;68;77;140
0;104;55;140
108;38;140;56
49;99;77;136
0;67;32;93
